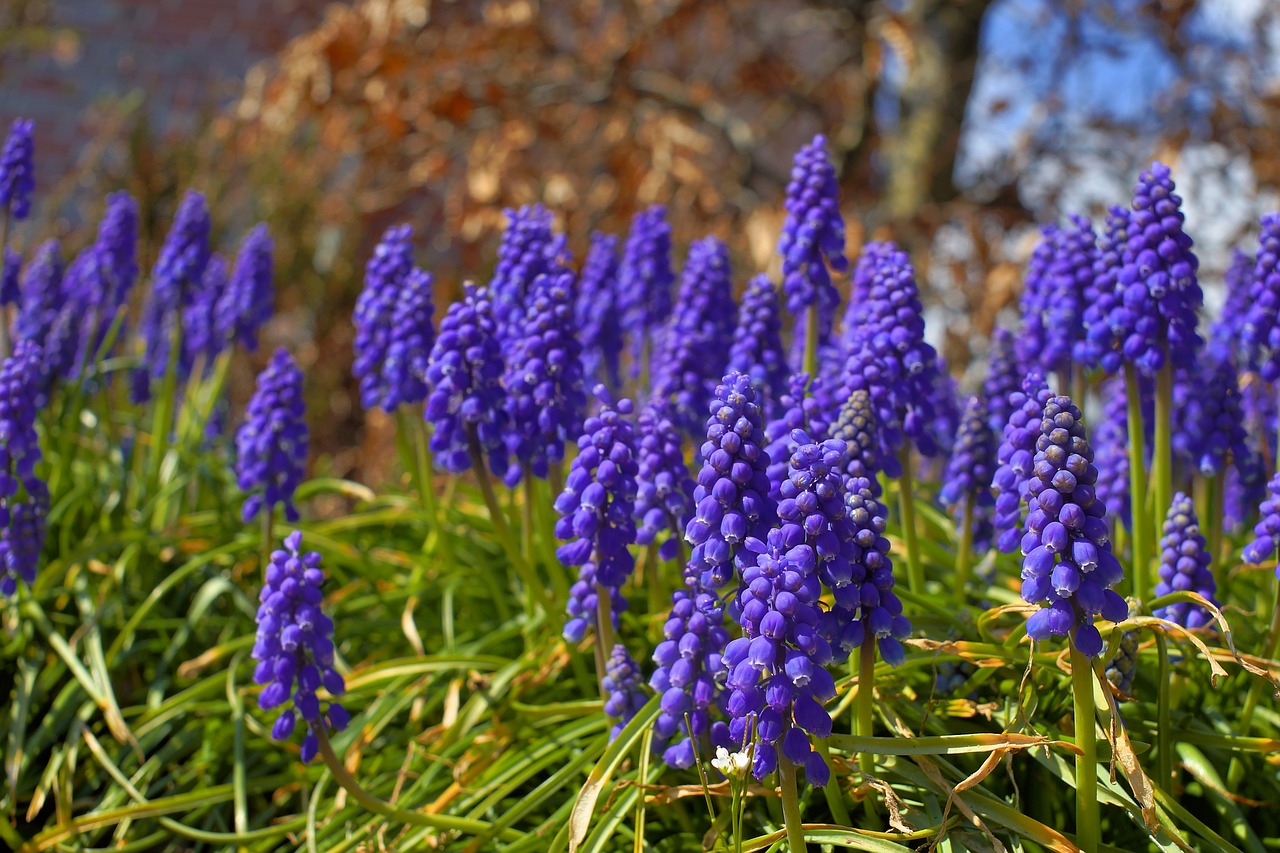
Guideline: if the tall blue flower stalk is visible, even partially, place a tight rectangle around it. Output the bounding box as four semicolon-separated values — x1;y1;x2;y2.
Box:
133;190;212;402
0;341;48;597
1209;247;1253;363
1242;213;1280;383
602;644;647;740
829;388;881;497
236;349;309;524
182;253;228;374
380;267;435;411
634;400;695;563
1153;494;1217;630
1093;379;1131;530
66;192;140;379
778;134;847;377
991;372;1053;552
940;395;996;599
727;275;789;412
652;236;735;434
252;531;349;763
763;372;831;500
353;224;415;411
491;204;563;342
617;205;674;384
983;327;1022;432
652;371;774;768
555;389;638;673
576;232;623;389
0;119;34;360
503;270;586;486
14;240;63;347
1017;216;1095;388
215;223;275;353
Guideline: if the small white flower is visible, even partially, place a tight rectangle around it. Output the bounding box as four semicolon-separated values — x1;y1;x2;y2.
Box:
711;746;751;779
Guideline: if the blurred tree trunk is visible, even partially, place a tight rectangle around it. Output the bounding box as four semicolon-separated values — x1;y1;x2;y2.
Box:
879;0;994;224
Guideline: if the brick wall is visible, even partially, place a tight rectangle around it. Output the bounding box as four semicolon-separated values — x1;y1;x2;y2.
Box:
0;0;337;190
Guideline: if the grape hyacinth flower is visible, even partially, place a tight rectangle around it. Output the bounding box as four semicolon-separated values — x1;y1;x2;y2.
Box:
834;336;904;477
503;270;586;485
353;224;414;411
1020;395;1128;657
1243;214;1280;381
763;373;831;500
778;133;847;365
0;341;48;596
423;284;508;476
576;232;623;388
723;476;840;782
491;204;562;338
727;275;789;410
839;241;894;353
983;327;1022;432
617;205;674;375
991;372;1053;552
14;240;63;345
379;267;435;410
634;400;695;562
1153;494;1218;630
236;349;309;524
649;588;732;767
652;236;735;434
1242;470;1280;577
1105;605;1139;697
1173;357;1248;478
684;372;777;593
829;389;881;497
925;363;962;467
940;396;996;553
1016;217;1095;380
182;253;228;372
215;223;275;352
0;119;35;221
555;389;638;643
252;531;348;763
602;644;648;740
1075;206;1133;374
1093;380;1131;527
133;190;212;401
1209;248;1254;363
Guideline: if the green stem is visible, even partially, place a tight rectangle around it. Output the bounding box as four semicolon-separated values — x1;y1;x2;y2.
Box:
1154;359;1173;566
802;307;819;379
777;752;808;853
260;512;274;577
1227;598;1280;789
813;739;850;827
1070;365;1087;414
954;492;975;606
465;424;539;615
1124;364;1151;600
313;724;520;839
594;581;615;695
1156;632;1175;791
1069;641;1099;853
857;640;876;784
522;465;536;566
897;445;924;596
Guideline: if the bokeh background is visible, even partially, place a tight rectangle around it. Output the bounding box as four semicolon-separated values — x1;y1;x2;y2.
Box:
4;0;1279;478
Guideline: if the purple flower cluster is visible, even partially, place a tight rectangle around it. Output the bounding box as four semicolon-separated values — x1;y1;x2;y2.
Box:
1093;380;1131;526
182;253;228;372
352;224;415;411
1016;216;1096;379
684;372;776;593
503;270;585;485
1020;395;1127;657
1;249;18;306
491;205;563;337
835;337;905;477
829;388;880;496
602;644;648;740
763;373;831;500
555;390;638;643
236;349;309;523
576;232;623;388
252;531;348;763
1242;470;1280;577
617;206;675;372
728;275;789;409
379;268;435;410
1112;163;1202;374
839;242;940;461
939;396;996;550
1075;206;1133;373
134;190;212;401
0;341;48;596
1243;214;1280;380
1153;494;1217;629
650;588;731;767
991;372;1053;552
1173;357;1247;477
215;223;274;352
424;285;508;476
61;193;140;380
1208;248;1253;363
0;119;35;221
652;236;735;433
634;400;695;562
14;240;64;345
926;364;962;463
983;327;1022;432
778;134;847;318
